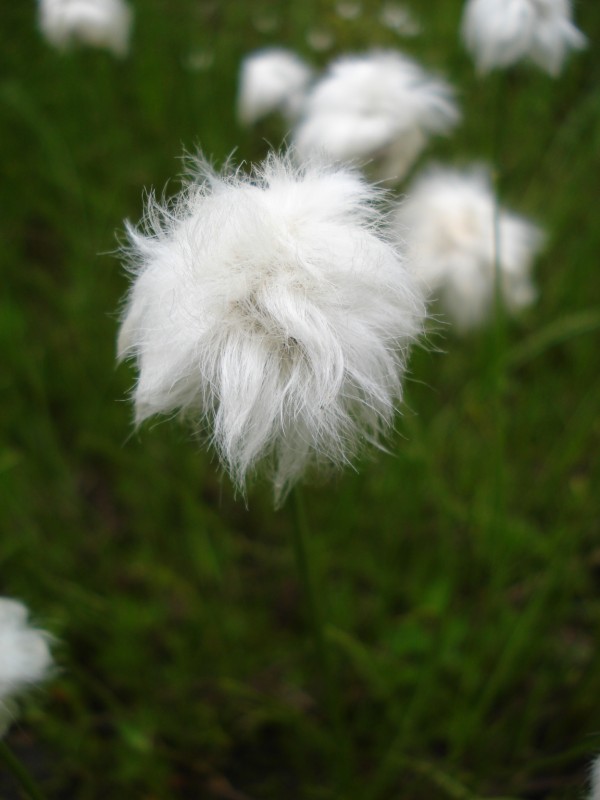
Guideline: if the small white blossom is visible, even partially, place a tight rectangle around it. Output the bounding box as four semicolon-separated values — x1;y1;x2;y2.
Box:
118;153;425;503
183;49;214;74
293;51;460;184
252;14;279;34
306;29;335;53
237;49;313;126
394;165;544;331
0;599;53;733
379;4;421;36
336;1;362;21
38;0;133;57
461;0;586;76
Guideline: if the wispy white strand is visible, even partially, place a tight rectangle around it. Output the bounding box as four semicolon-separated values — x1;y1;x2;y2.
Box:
461;0;586;76
38;0;133;57
293;51;460;184
118;153;425;503
393;165;544;331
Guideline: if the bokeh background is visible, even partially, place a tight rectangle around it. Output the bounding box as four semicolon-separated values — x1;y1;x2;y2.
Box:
2;1;599;798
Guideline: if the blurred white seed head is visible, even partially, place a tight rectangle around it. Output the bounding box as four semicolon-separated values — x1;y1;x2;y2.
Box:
461;0;586;76
237;49;313;126
252;13;279;34
0;599;53;735
336;1;362;21
38;0;133;57
183;49;214;74
379;4;421;36
118;153;425;503
590;756;600;800
306;29;335;53
292;51;460;184
394;165;544;331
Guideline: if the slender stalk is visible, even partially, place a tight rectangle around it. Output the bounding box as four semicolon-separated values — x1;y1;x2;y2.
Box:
489;73;509;562
451;74;512;761
456;78;512;757
0;740;46;800
289;486;351;792
290;488;329;683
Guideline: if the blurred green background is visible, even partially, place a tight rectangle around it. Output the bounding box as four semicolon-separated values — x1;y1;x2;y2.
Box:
1;1;599;798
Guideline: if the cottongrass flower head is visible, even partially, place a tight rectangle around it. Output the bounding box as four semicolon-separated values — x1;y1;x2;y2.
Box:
394;165;544;331
379;4;421;36
252;13;279;34
293;51;460;184
118;153;425;504
336;1;362;21
0;598;53;734
38;0;133;58
461;0;587;76
237;49;313;126
306;29;335;53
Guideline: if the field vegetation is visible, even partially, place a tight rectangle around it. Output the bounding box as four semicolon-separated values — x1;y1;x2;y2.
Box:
1;2;599;798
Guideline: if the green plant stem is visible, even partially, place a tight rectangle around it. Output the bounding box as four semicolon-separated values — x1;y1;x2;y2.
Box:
290;486;351;793
0;740;46;800
489;72;509;565
452;73;512;762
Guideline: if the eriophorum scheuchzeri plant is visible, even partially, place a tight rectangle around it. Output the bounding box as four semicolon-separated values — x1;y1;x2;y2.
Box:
457;0;586;568
393;164;545;332
117;152;425;505
0;598;53;800
461;0;587;77
37;0;134;58
0;599;53;734
292;50;460;185
117;151;425;785
237;48;314;127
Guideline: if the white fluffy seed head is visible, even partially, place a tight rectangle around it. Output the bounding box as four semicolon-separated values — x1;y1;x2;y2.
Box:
38;0;133;58
237;49;313;126
0;599;53;733
118;153;425;504
292;51;460;184
394;165;544;331
461;0;587;76
379;4;422;36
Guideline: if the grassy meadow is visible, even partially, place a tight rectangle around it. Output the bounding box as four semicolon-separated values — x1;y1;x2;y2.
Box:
1;1;600;798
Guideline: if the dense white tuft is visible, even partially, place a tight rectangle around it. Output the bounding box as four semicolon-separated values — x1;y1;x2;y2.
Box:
118;153;425;503
38;0;133;58
0;599;53;732
394;165;544;331
237;49;313;126
590;756;600;800
461;0;586;76
292;51;460;184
